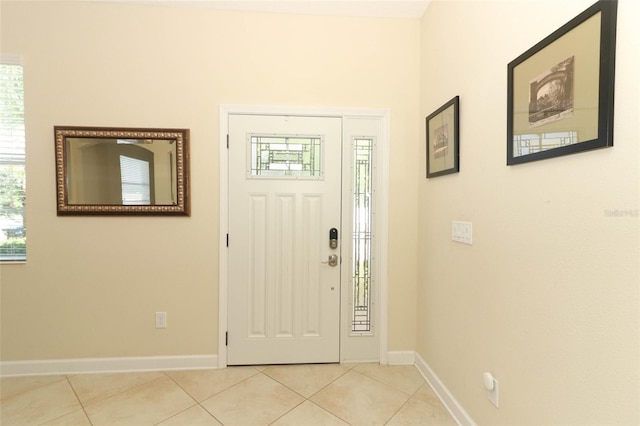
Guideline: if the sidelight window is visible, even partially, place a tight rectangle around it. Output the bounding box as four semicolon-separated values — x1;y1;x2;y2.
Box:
352;138;374;333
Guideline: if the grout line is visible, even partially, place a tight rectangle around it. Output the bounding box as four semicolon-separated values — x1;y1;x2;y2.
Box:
307;366;351;398
266;398;307;426
351;365;422;396
0;374;67;401
307;399;353;425
66;375;95;426
382;393;411;426
199;402;226;426
255;366;356;425
162;371;226;425
149;402;196;425
262;365;357;425
2;364;453;426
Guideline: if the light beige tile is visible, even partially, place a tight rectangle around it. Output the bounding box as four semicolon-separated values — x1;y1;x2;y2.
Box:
272;400;349;426
201;373;304;426
68;371;163;406
158;405;222;426
412;383;444;405
167;366;258;401
354;363;426;395
310;370;410;426
0;374;66;400
84;375;195;426
3;365;447;426
263;363;351;397
388;384;456;426
41;409;92;426
0;379;81;426
386;397;457;426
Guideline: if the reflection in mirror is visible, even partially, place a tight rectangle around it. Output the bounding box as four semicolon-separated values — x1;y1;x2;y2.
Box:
55;127;189;215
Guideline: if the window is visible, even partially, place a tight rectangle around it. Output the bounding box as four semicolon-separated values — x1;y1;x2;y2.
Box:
120;155;151;205
0;57;26;261
352;138;374;332
249;135;323;179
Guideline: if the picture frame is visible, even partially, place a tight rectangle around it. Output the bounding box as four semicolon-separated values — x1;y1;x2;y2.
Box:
507;0;617;165
426;96;459;178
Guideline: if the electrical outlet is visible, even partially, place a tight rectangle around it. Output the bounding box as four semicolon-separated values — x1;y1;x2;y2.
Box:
155;312;167;329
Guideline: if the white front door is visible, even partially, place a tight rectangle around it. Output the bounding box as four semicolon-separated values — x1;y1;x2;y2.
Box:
227;114;342;365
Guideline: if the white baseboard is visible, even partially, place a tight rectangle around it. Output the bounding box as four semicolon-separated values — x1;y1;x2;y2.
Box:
414;352;476;426
0;354;218;377
387;350;416;365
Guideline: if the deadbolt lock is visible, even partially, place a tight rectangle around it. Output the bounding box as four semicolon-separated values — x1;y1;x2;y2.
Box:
329;228;338;249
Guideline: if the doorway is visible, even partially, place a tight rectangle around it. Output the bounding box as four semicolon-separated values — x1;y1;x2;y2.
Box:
227;114;342;365
219;106;389;367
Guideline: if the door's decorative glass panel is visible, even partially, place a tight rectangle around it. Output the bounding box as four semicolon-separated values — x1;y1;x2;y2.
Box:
352;138;373;333
249;135;322;179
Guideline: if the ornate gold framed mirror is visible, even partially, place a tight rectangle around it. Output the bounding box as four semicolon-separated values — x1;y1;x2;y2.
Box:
55;126;190;215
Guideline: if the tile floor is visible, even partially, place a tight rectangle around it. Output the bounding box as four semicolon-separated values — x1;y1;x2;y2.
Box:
0;363;456;425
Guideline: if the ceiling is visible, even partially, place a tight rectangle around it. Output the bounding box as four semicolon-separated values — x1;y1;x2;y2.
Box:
89;0;433;18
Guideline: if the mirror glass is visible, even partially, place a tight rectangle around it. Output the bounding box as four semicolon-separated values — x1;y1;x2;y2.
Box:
55;127;190;215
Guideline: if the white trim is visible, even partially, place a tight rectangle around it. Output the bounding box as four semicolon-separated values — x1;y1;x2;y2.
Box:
0;54;22;65
218;106;230;368
219;104;390;368
415;352;476;426
387;350;416;365
0;355;218;377
377;111;390;365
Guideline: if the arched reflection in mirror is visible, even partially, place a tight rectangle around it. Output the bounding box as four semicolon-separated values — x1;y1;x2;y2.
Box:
55;127;190;215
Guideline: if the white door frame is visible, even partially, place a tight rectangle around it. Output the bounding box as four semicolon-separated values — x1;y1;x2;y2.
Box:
218;105;390;368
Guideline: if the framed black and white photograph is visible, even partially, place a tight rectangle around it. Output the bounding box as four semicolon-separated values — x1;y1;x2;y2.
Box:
507;0;617;165
426;96;459;178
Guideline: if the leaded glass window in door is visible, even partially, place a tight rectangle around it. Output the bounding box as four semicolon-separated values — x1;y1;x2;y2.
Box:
249;135;322;179
352;138;373;333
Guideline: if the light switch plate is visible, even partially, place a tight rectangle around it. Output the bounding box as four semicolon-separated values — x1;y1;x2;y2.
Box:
452;221;472;244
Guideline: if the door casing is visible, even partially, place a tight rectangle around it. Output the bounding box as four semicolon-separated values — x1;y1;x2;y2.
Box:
218;105;390;368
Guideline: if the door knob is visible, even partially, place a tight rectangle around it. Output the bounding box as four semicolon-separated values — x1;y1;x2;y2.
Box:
322;254;339;267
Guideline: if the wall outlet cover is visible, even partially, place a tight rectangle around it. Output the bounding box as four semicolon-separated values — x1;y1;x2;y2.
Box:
155;312;167;329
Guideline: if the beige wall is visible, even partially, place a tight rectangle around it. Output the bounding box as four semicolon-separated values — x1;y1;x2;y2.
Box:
418;0;639;424
0;1;420;360
2;0;638;422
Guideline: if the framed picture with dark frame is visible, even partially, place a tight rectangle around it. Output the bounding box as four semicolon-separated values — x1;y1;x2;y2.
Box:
426;96;459;178
507;0;617;165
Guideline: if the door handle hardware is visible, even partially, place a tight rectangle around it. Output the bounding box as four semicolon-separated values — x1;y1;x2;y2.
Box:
322;254;339;267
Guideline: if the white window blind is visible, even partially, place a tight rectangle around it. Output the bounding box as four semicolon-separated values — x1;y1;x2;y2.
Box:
120;155;151;205
0;56;26;261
